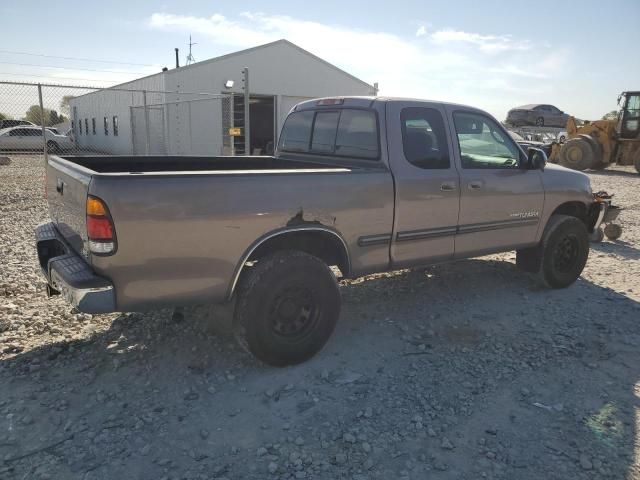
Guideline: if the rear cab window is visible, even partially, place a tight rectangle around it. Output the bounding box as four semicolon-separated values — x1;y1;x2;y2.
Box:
279;108;379;160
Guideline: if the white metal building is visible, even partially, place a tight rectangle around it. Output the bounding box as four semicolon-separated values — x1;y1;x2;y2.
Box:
70;40;375;155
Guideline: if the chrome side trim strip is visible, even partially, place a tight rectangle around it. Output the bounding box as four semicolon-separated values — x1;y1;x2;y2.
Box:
396;226;457;242
457;218;538;234
358;234;392;247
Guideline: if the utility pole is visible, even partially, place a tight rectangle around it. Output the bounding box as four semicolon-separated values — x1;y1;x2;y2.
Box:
186;35;197;65
242;67;250;155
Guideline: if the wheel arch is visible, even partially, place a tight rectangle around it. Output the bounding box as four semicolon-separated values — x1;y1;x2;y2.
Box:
549;201;599;232
227;227;351;300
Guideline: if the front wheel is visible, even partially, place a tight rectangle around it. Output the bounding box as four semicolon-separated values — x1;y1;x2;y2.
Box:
535;117;544;126
539;215;589;288
233;250;341;366
517;215;589;288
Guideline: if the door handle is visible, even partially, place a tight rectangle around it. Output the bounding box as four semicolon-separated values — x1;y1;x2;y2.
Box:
440;182;456;191
467;181;483;190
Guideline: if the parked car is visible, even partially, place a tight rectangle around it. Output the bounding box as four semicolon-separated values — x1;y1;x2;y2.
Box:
508;131;554;157
0;125;74;153
506;104;570;127
0;119;34;130
36;97;603;366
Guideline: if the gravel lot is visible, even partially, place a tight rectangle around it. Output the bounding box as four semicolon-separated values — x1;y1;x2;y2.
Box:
1;154;639;480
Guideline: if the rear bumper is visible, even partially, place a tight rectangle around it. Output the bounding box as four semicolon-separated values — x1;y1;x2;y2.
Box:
35;222;116;314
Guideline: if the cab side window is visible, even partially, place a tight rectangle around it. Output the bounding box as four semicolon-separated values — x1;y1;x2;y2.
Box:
454;112;521;169
400;107;450;169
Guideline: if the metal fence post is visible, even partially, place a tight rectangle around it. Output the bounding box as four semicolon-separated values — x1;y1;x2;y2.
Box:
143;90;150;155
129;106;136;154
243;67;250;155
37;84;47;163
230;94;235;156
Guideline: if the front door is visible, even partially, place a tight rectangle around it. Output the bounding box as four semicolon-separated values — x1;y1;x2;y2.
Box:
388;102;460;267
446;108;544;257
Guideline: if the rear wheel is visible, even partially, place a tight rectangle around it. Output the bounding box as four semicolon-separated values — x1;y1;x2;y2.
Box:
559;137;594;171
234;250;341;366
535;117;544;126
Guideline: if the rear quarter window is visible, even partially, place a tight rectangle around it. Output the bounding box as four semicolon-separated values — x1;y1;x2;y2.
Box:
279;108;379;160
335;110;378;159
279;110;314;152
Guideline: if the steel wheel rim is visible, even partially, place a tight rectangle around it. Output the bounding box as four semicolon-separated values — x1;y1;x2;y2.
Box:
268;285;320;338
553;235;579;272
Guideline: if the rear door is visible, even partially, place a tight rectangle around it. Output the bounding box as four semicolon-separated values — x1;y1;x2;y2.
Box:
387;102;460;267
6;128;28;149
446;108;544;257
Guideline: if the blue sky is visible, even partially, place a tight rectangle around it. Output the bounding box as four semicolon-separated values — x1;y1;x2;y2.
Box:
1;0;638;120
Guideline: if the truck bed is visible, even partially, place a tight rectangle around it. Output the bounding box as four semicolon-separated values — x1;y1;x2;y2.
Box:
45;154;394;310
59;155;347;174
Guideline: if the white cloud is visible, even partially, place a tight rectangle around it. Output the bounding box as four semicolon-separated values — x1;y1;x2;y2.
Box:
147;12;571;120
431;29;531;53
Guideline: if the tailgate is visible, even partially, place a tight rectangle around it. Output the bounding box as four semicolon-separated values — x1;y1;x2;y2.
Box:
46;156;92;258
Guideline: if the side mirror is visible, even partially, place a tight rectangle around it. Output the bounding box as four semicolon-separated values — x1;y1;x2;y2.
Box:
527;147;547;170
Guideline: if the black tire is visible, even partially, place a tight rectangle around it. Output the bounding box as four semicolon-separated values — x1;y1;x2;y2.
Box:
233;250;341;367
603;223;622;240
559;137;594;171
538;215;589;288
46;140;60;154
579;135;605;169
535;117;544;126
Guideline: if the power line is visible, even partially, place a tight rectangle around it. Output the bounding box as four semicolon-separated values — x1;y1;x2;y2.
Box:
0;49;157;67
0;71;118;84
0;61;151;75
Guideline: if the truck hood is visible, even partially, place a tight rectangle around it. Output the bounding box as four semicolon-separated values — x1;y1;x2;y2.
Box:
541;162;592;199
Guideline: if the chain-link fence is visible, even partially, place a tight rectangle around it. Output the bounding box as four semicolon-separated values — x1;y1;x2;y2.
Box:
0;81;241;158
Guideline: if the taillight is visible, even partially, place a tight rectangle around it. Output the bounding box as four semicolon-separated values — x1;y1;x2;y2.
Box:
86;195;116;255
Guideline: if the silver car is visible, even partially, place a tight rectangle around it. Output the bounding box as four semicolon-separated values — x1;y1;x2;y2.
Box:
506;104;570;127
0;125;74;153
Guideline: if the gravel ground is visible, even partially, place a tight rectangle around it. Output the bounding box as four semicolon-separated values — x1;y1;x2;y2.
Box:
1;154;639;480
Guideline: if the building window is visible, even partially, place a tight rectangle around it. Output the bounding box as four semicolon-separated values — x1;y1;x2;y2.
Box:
91;118;96;135
84;119;88;135
104;117;109;135
72;120;77;135
112;116;118;136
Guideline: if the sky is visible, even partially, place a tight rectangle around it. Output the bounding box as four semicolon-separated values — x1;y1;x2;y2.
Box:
0;0;638;121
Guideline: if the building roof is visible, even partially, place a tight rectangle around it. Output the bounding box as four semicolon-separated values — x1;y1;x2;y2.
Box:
88;39;372;93
169;39;373;89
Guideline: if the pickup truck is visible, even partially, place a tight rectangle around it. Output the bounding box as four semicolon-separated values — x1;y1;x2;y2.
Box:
36;97;602;366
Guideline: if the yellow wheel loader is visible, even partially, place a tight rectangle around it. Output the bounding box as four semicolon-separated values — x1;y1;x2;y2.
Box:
549;91;640;173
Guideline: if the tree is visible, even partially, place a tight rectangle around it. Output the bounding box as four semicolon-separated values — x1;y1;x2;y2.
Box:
23;105;66;126
60;95;75;117
602;110;619;121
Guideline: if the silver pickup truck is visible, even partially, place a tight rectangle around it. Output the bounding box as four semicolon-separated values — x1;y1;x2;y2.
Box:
36;97;602;366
